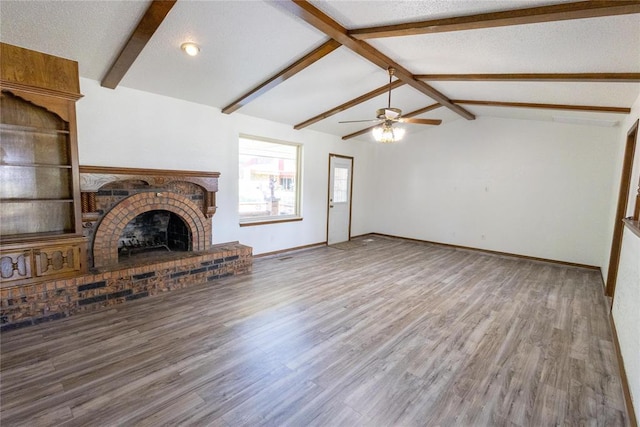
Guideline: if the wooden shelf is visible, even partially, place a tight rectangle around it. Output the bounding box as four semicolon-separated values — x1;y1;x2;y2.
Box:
1;162;72;168
0;123;69;134
0;230;82;243
1;198;74;203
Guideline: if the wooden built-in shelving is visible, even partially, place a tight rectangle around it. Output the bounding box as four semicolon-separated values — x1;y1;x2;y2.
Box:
0;42;87;286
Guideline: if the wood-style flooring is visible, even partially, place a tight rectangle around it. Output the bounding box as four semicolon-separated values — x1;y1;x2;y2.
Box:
0;236;630;426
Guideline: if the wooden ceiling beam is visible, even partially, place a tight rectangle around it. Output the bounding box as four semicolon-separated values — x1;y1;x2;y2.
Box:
101;0;177;89
349;1;640;39
416;73;640;82
294;80;405;130
342;103;442;140
340;98;632;140
277;1;475;121
452;99;631;113
222;39;341;114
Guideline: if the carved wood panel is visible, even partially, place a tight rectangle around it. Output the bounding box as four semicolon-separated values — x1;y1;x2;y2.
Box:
79;166;221;220
0;250;33;283
34;245;82;278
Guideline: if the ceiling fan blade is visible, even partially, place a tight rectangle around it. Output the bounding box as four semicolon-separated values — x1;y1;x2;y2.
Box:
339;119;383;124
398;118;442;125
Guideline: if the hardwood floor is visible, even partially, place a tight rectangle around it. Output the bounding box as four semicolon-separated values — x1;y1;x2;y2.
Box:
0;236;630;426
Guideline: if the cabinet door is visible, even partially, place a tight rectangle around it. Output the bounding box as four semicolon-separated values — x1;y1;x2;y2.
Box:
34;244;83;278
0;249;33;283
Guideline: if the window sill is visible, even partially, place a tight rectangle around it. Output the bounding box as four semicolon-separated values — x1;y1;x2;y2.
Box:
623;218;640;239
239;217;303;227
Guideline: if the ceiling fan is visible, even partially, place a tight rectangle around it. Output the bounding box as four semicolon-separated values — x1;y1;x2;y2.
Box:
340;67;442;143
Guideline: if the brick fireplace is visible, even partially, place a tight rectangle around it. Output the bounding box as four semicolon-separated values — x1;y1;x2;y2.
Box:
80;166;219;267
92;191;210;267
0;166;252;331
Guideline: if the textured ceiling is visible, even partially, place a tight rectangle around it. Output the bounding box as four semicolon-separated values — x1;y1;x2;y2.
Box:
1;0;639;141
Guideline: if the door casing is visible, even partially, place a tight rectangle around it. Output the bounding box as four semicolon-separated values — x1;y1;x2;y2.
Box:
326;154;354;245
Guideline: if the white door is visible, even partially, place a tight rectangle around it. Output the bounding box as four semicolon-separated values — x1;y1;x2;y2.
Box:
327;155;353;245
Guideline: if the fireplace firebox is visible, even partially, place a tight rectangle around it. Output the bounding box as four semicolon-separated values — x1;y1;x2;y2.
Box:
118;210;192;260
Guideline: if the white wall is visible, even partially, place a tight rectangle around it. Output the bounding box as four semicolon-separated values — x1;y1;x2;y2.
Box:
612;93;640;417
369;116;620;267
76;78;373;254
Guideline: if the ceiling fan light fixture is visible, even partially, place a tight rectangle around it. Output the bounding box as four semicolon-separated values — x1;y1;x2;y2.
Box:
181;42;200;56
373;123;405;143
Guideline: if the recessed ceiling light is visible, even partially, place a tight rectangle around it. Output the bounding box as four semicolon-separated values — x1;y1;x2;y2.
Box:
181;42;200;57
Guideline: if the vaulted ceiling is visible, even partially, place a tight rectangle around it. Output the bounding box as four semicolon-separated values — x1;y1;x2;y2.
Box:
1;0;639;141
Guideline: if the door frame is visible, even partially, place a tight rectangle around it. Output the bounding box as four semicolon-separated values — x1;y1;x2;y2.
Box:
606;119;638;300
326;153;354;244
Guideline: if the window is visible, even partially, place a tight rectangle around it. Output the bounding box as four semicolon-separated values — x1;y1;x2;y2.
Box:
332;167;349;203
239;135;301;224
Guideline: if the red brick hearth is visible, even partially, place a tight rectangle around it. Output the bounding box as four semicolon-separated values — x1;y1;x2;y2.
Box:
1;243;252;332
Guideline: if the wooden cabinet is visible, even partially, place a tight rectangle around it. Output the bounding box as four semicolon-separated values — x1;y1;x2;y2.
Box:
0;239;85;285
0;43;87;286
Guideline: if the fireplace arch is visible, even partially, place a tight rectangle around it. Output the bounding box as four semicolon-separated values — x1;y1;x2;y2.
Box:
92;192;211;268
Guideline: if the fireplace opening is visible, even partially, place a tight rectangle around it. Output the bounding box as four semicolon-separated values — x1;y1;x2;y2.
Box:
118;210;192;261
